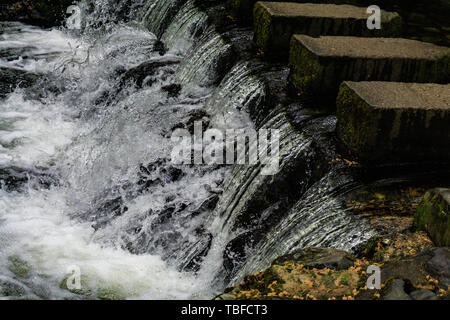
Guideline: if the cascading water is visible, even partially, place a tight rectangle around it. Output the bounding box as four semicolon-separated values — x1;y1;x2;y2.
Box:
231;166;378;285
0;0;390;300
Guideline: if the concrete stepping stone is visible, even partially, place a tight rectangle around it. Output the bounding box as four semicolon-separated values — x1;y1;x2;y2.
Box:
228;0;366;20
254;2;402;57
336;81;450;163
289;35;450;101
228;0;450;23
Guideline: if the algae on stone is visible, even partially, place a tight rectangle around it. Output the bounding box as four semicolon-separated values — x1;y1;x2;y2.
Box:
289;36;450;103
414;188;450;247
8;256;32;279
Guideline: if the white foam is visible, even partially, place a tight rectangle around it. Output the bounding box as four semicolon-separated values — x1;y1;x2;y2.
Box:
0;187;203;299
0;22;215;300
0;93;75;168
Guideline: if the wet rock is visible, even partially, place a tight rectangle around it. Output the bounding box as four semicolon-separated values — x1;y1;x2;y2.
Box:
137;159;185;193
383;279;412;300
213;293;237;300
0;65;62;101
0;278;26;297
2;0;74;27
154;40;166;56
410;289;438;300
179;232;213;272
273;247;355;271
0;67;40;98
426;247;450;288
170;109;210;135
0;166;56;191
162;83;182;97
161;166;184;183
381;253;432;290
60;273;93;297
120;58;181;88
90;196;128;231
222;229;450;300
97;287;126;300
381;248;450;291
223;231;265;277
414;189;450;246
8;256;31;279
60;273;125;300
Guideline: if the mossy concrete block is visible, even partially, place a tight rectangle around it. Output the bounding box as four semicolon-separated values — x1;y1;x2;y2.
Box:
289;35;450;102
336;81;450;163
228;0;450;24
254;2;402;58
228;0;367;22
414;189;450;247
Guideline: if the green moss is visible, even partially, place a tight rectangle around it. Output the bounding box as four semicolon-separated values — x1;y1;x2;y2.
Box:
253;3;273;54
59;274;93;297
414;189;450;246
288;39;325;99
97;287;126;300
358;236;383;259
239;265;285;296
322;273;335;288
260;266;286;294
339;272;351;286
8;256;31;279
336;83;362;151
0;279;26;297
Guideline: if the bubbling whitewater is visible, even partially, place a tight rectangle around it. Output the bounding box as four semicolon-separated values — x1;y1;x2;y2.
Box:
0;0;378;299
0;20;211;298
0;1;238;299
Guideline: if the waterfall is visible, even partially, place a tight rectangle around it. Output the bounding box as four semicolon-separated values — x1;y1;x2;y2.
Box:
0;0;383;300
231;167;377;285
160;0;209;52
141;0;188;38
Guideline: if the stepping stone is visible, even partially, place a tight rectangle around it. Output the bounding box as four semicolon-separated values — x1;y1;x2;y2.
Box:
254;2;402;57
228;0;450;24
228;0;366;20
289;35;450;101
336;81;450;163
